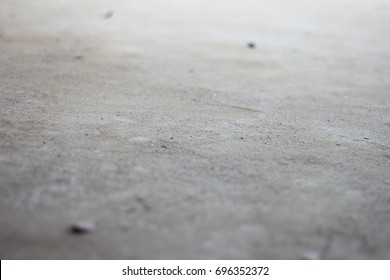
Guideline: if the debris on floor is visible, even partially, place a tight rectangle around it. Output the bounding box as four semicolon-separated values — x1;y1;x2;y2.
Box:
70;221;96;234
100;10;114;20
135;196;152;211
247;42;256;49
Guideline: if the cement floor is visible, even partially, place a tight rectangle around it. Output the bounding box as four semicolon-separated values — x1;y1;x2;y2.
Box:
0;0;390;259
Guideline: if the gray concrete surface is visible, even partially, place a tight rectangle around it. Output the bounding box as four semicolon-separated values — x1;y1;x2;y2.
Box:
0;0;390;259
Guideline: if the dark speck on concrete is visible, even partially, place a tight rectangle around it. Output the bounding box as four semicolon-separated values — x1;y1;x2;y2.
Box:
101;10;114;19
70;221;96;234
135;196;152;211
247;42;256;49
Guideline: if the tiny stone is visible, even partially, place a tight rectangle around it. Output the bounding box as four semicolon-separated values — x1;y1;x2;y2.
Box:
70;221;96;234
247;42;256;49
364;137;369;140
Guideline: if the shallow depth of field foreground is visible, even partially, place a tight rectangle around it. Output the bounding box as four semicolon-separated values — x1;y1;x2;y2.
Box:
0;0;389;259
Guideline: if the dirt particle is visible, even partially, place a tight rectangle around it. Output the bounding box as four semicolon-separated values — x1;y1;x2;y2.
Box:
74;55;83;60
161;145;167;149
135;196;152;211
247;42;256;49
70;221;96;234
101;10;114;19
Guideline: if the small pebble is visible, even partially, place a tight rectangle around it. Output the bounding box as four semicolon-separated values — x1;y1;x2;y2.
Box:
70;221;96;234
101;10;114;19
247;42;256;49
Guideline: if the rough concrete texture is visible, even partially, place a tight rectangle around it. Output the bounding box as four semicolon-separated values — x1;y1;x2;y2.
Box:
0;0;390;259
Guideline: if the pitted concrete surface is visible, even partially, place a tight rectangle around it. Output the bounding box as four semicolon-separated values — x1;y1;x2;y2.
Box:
0;0;390;259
